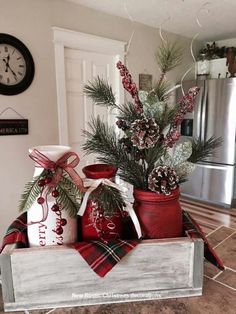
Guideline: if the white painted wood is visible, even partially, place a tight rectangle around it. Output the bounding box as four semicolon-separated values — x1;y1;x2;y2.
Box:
53;27;125;149
0;255;14;304
1;236;204;311
64;48;117;170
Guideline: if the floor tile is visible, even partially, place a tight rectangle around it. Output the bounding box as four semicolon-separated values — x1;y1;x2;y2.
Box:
215;232;236;269
204;261;221;278
215;268;236;289
206;226;235;247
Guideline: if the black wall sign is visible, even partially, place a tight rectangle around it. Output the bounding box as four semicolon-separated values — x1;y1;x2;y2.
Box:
0;119;28;135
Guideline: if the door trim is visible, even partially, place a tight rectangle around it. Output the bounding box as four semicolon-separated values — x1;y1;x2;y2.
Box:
52;27;126;145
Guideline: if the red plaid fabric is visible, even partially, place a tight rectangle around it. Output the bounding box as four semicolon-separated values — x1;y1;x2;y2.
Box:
0;212;28;252
182;210;224;270
1;211;224;275
73;240;139;277
0;212;139;277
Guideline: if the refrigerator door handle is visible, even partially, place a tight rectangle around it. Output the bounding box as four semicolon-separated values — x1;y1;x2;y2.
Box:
194;81;204;140
201;81;208;142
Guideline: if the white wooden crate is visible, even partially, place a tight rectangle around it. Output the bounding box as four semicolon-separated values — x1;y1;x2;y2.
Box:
0;235;203;312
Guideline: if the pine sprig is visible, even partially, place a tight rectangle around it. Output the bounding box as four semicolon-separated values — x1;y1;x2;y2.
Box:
19;170;47;212
156;103;178;132
152;80;171;102
57;175;82;217
83;116;146;188
188;136;223;163
155;41;183;74
89;184;124;215
117;102;141;123
83;77;117;109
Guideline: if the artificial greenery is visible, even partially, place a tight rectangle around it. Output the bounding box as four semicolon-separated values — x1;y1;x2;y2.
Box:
19;170;82;217
83;41;222;194
189;136;223;163
89;184;124;215
19;170;47;212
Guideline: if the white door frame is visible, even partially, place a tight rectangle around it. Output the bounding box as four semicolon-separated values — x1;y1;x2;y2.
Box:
52;27;126;145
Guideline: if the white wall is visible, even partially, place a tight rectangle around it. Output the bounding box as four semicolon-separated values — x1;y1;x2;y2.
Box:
215;38;236;47
0;0;201;241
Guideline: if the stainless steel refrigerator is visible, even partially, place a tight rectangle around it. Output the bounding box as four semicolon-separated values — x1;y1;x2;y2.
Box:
177;77;236;207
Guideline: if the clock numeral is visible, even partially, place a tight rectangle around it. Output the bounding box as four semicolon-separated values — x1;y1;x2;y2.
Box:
18;72;23;76
4;46;8;53
19;65;24;68
17;57;22;60
12;49;15;55
7;77;10;84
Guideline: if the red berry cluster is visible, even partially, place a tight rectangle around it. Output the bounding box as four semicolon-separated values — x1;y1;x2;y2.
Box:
164;128;181;148
117;61;143;114
37;176;67;236
164;86;200;147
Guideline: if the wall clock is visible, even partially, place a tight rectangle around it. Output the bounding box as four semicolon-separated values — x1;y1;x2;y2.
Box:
0;33;34;95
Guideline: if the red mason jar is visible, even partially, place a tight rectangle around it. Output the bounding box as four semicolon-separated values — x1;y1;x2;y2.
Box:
81;164;123;241
133;188;183;239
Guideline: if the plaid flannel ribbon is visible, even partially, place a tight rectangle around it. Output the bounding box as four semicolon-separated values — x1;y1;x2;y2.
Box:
1;210;224;275
183;210;224;270
0;212;139;277
0;213;28;250
73;240;139;277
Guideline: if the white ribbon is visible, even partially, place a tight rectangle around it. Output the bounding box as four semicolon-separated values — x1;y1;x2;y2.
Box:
123;201;142;239
77;178;142;238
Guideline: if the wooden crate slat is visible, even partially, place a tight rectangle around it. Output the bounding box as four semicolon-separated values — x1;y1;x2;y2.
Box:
0;236;204;312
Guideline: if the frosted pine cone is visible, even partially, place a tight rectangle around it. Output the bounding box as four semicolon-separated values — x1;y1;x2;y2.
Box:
148;166;179;195
130;118;160;149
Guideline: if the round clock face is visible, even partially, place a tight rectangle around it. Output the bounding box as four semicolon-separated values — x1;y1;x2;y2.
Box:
0;34;34;95
0;44;27;85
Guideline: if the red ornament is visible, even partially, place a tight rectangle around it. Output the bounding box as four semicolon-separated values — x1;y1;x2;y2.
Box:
38;179;45;187
60;218;67;226
51;204;60;212
52;190;59;198
56;226;63;235
37;197;45;204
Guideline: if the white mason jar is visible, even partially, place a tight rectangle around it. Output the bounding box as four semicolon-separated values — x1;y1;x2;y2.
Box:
27;145;78;247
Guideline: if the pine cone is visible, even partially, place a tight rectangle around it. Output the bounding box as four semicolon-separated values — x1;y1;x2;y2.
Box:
130;118;160;149
148;166;179;195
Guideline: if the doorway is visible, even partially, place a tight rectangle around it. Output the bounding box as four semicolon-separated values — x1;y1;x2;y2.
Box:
53;27;125;170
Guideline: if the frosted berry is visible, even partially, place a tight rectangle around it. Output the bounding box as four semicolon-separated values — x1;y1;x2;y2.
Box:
56;226;63;235
52;190;59;197
51;204;60;212
38;179;45;187
37;197;45;204
44;177;52;184
60;218;67;226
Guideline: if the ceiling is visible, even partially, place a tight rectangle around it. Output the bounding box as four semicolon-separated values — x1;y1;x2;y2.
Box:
67;0;236;41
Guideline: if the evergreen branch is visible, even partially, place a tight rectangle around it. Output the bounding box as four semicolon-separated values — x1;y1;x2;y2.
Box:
57;176;82;217
188;136;223;163
83;77;117;109
152;80;171;102
117;102;141;123
155;103;178;132
19;170;47;212
83;116;146;188
155;41;183;74
89;184;124;215
144;143;166;183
